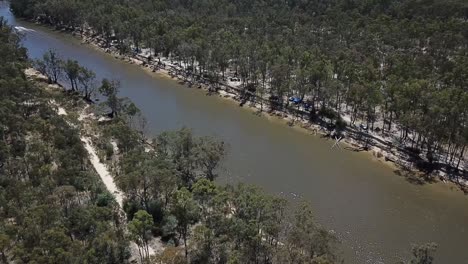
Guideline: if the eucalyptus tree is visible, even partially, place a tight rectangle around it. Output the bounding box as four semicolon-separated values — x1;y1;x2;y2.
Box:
34;49;63;84
156;128;225;186
77;66;96;101
99;78;121;118
129;210;154;262
0;20;131;262
62;59;81;91
172;187;200;259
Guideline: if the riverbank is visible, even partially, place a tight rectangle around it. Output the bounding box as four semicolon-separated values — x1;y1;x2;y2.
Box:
14;14;466;190
43;23;465;191
6;4;468;262
25;66;345;263
25;19;468;191
24;68;165;262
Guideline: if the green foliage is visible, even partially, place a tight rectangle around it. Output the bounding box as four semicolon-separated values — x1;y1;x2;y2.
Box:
5;1;456;262
128;210;154;262
34;49;62;83
109;123;341;263
98;79;141;121
281;202;338;263
62;59;80;91
96;192;115;207
0;21;130;263
156;127;225;185
77;65;97;100
161;215;178;239
34;49;98;100
13;0;468;174
172;187;200;258
14;0;468;170
103;120;141;153
99;78;120;117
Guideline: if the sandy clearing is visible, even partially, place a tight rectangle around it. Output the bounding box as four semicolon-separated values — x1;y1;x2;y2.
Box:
81;137;124;206
56;105;160;260
56;105;124;206
57;107;67;116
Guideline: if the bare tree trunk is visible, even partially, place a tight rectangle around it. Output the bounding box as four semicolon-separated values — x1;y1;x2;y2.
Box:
456;145;466;169
184;232;188;260
388;111;393;131
137;245;143;264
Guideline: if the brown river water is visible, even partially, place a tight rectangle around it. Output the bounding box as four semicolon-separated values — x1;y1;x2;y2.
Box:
2;2;468;263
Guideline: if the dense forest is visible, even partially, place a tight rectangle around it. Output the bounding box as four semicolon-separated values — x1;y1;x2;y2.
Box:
0;18;130;262
28;46;341;263
0;12;440;263
1;14;339;263
9;0;468;178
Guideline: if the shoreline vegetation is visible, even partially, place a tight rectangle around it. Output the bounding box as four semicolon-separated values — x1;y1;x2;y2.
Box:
9;0;468;192
0;16;439;264
25;65;344;264
18;17;468;191
24;58;437;264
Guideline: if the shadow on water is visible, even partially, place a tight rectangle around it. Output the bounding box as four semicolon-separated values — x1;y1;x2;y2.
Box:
394;168;429;185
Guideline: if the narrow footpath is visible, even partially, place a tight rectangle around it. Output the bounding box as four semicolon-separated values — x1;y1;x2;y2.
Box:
26;67;164;262
82;136;124;206
58;106;159;259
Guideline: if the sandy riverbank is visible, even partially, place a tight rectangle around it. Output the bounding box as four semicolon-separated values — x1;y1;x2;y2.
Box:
25;68;164;261
24;21;467;190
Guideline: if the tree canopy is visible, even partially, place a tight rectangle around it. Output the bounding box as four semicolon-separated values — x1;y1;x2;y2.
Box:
1;1;450;262
0;19;130;263
11;0;468;175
